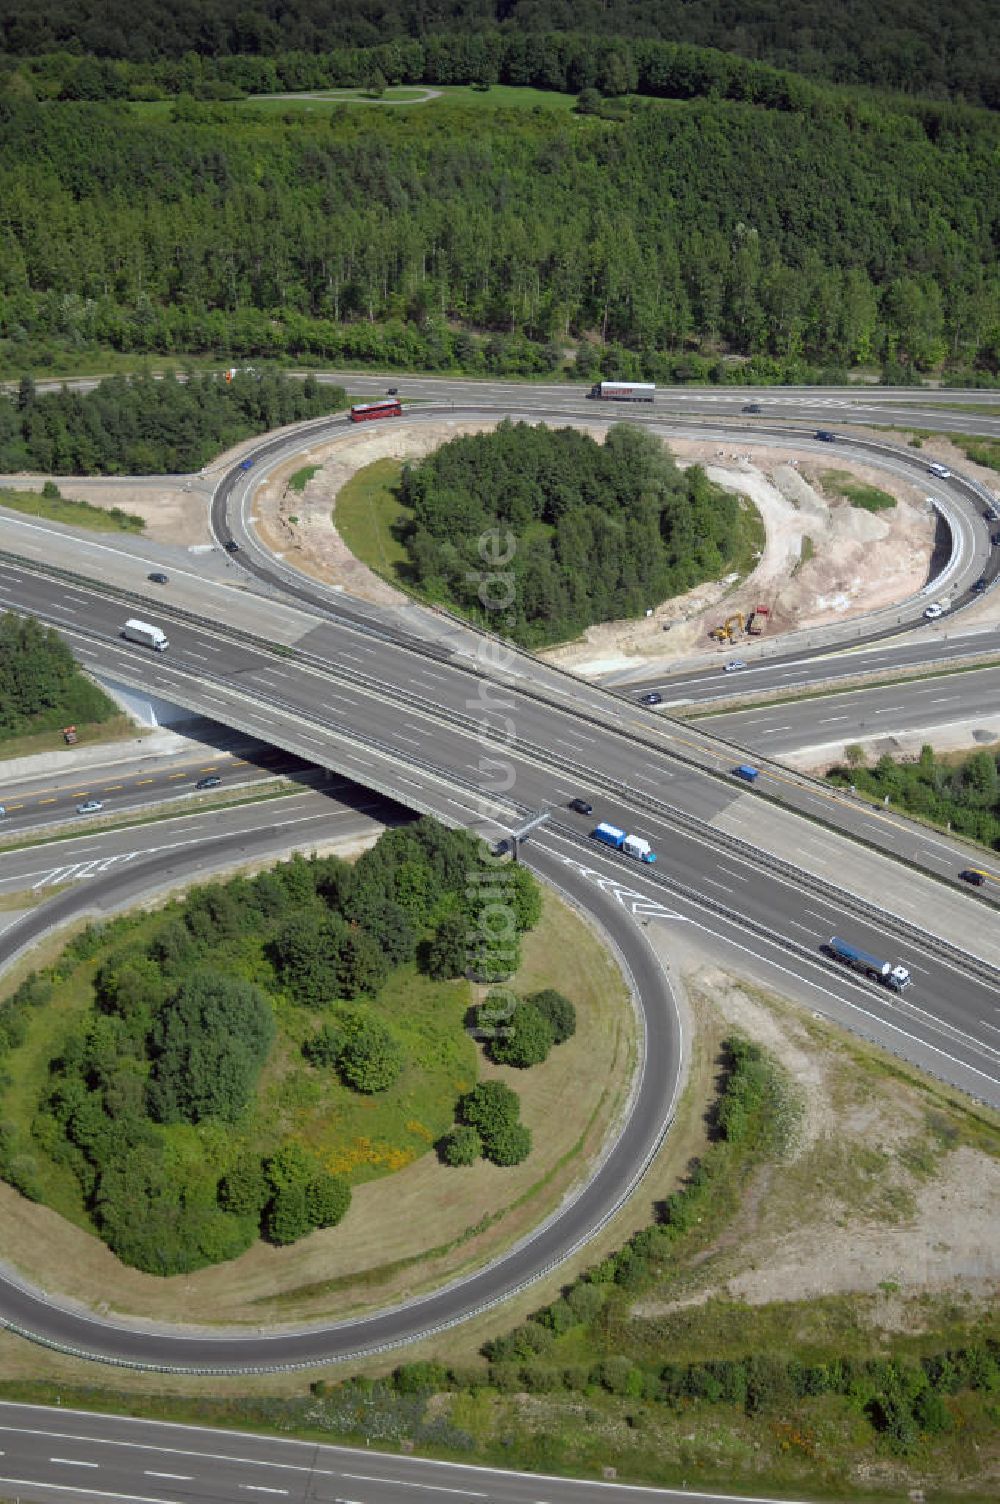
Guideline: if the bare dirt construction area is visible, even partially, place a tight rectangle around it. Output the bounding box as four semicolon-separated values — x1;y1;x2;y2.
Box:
633;965;1000;1323
542;440;938;674
0;473;213;545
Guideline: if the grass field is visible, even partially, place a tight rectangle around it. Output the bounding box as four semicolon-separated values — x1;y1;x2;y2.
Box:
0;714;140;766
333;457;409;583
820;469;896;511
287;464;319;492
0;485;145;532
130;84;580;120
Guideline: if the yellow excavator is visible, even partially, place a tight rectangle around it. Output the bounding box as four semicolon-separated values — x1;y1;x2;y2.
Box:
710;611;745;642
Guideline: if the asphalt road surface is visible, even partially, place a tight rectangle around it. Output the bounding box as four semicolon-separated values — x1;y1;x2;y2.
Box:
0;390;996;1379
699;663;1000;754
0;1402;841;1504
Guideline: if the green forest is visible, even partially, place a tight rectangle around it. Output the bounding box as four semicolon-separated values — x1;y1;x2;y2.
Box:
2;2;996;108
827;743;1000;850
0;610;116;740
397;422;749;646
0;80;997;381
0;371;346;474
0;822;544;1273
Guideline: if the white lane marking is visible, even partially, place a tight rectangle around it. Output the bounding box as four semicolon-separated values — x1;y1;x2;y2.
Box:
51;1457;99;1467
787;920;819;934
0;1480;176;1504
343;1476;486;1497
240;1488;288;1496
144;1472;192;1481
817;715;847;724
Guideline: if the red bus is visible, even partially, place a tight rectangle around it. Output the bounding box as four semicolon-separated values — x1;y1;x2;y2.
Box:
349;399;402;423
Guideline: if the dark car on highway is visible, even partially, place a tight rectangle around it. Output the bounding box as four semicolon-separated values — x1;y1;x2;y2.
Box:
742;403;762;413
568;797;593;816
239;458;254;471
196;775;222;790
224;539;240;553
814;429;837;442
971;577;989;593
147;571;168;584
960;868;987;886
640;691;663;705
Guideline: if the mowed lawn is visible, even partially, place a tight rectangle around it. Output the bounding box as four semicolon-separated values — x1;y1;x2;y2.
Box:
333;457;409;583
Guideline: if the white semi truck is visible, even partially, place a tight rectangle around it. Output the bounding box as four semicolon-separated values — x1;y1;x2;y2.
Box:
122;619;169;652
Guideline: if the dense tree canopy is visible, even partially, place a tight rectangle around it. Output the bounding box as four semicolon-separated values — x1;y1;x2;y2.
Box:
0;88;996;381
828;744;1000;850
400;422;747;645
146;971;276;1124
0;611;115;739
1;3;996;108
0;371;346;475
9;820;544;1273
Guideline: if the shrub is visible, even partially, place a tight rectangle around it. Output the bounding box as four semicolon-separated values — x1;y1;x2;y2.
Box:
459;1080;521;1136
440;1125;482;1166
483;1120;532;1166
526;988;577;1044
486;1000;553;1068
337;1014;404;1093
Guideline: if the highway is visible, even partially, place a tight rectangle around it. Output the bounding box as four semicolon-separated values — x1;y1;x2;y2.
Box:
698;663;1000;755
0;1402;833;1504
0;389;997;1378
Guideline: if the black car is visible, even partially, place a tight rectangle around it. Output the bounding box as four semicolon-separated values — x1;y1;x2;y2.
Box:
224;539;240;553
568;797;593;816
196;775;222;790
742;403;761;414
814;429;837;442
239;458;254;471
971;577;989;593
640;691;663;706
386;387;399;396
960;868;987;887
993;532;1000;546
147;571;168;584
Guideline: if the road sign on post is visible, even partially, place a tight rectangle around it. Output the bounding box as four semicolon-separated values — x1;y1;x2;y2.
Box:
509;809;551;862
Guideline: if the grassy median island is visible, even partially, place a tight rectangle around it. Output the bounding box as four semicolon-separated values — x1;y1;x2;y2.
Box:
333;457;409;583
0;824;635;1324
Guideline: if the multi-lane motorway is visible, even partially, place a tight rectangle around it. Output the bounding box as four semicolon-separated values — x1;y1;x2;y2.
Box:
0;1402;816;1504
0;383;997;1386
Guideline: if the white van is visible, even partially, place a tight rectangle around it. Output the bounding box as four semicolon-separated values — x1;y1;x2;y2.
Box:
927;462;951;479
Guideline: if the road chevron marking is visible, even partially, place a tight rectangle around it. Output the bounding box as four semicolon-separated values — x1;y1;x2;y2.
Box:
559;858;685;922
30;851;139;892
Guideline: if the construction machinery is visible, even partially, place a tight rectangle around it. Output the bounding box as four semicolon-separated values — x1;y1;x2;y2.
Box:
710;611;745;643
747;605;770;635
